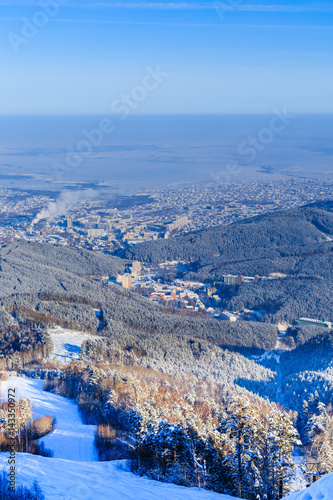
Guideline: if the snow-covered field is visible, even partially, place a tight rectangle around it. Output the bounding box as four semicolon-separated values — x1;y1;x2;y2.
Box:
48;326;99;364
0;376;332;500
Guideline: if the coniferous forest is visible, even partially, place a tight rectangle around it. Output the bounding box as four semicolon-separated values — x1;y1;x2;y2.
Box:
0;203;333;498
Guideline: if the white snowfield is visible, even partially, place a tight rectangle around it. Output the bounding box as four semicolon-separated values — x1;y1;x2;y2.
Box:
285;473;333;500
0;376;331;500
0;376;97;462
48;326;99;364
0;376;236;499
0;454;236;500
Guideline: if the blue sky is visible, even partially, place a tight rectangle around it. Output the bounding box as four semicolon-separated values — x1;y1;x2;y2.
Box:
0;0;332;114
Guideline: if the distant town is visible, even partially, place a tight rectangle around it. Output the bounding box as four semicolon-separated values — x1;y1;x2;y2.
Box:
110;259;332;332
112;259;278;322
0;177;332;257
0;176;332;332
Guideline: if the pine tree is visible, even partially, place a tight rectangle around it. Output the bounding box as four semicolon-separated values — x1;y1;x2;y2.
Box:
217;396;261;499
305;402;326;445
263;410;301;499
296;400;309;443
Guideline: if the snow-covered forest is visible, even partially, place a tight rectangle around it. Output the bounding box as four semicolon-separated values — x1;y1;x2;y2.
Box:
0;210;332;499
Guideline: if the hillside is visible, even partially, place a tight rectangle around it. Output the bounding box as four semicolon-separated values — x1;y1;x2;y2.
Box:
2;375;328;500
222;277;333;324
123;202;333;279
0;238;331;498
281;330;333;409
0;376;236;500
0;240;278;397
123;202;333;325
0;240;126;297
0;375;330;500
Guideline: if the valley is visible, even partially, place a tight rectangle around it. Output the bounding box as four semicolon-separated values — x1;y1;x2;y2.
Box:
0;200;332;499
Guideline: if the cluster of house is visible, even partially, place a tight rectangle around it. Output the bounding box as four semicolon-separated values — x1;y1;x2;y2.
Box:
113;264;242;320
149;285;207;311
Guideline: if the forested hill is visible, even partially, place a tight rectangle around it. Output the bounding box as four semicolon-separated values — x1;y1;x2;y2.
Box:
282;330;333;409
0;239;279;393
123;202;333;278
0;240;126;297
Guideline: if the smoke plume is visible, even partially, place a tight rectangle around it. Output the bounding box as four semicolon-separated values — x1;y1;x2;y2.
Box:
32;189;97;225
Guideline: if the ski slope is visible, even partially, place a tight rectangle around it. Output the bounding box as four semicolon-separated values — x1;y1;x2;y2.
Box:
0;453;238;500
0;376;331;500
0;376;97;462
48;326;99;364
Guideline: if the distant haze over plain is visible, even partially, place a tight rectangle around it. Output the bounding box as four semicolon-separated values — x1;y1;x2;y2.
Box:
0;114;332;193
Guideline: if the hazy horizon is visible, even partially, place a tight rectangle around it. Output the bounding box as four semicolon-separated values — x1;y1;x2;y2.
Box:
0;114;332;192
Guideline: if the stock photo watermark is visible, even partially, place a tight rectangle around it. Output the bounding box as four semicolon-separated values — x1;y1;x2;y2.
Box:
7;0;71;54
210;163;242;185
210;107;296;185
237;107;296;161
7;388;17;493
214;0;243;22
52;65;169;180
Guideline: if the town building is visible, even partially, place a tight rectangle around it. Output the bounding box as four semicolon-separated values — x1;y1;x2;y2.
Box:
121;274;132;289
298;318;332;329
166;216;188;232
221;310;237;322
224;275;235;285
132;261;141;272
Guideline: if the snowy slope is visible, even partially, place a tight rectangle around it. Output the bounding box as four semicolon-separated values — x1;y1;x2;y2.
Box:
288;449;307;493
48;326;100;364
285;473;333;500
0;454;238;500
2;376;329;500
0;376;238;499
0;376;97;461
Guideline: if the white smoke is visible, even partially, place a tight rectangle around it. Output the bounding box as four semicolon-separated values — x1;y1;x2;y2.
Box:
32;189;97;225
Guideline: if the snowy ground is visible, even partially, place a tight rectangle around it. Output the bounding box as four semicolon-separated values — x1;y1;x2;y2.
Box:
0;376;331;500
289;448;308;494
277;322;291;334
0;454;239;500
252;350;280;363
0;376;97;462
48;326;100;364
0;377;237;499
285;472;333;500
